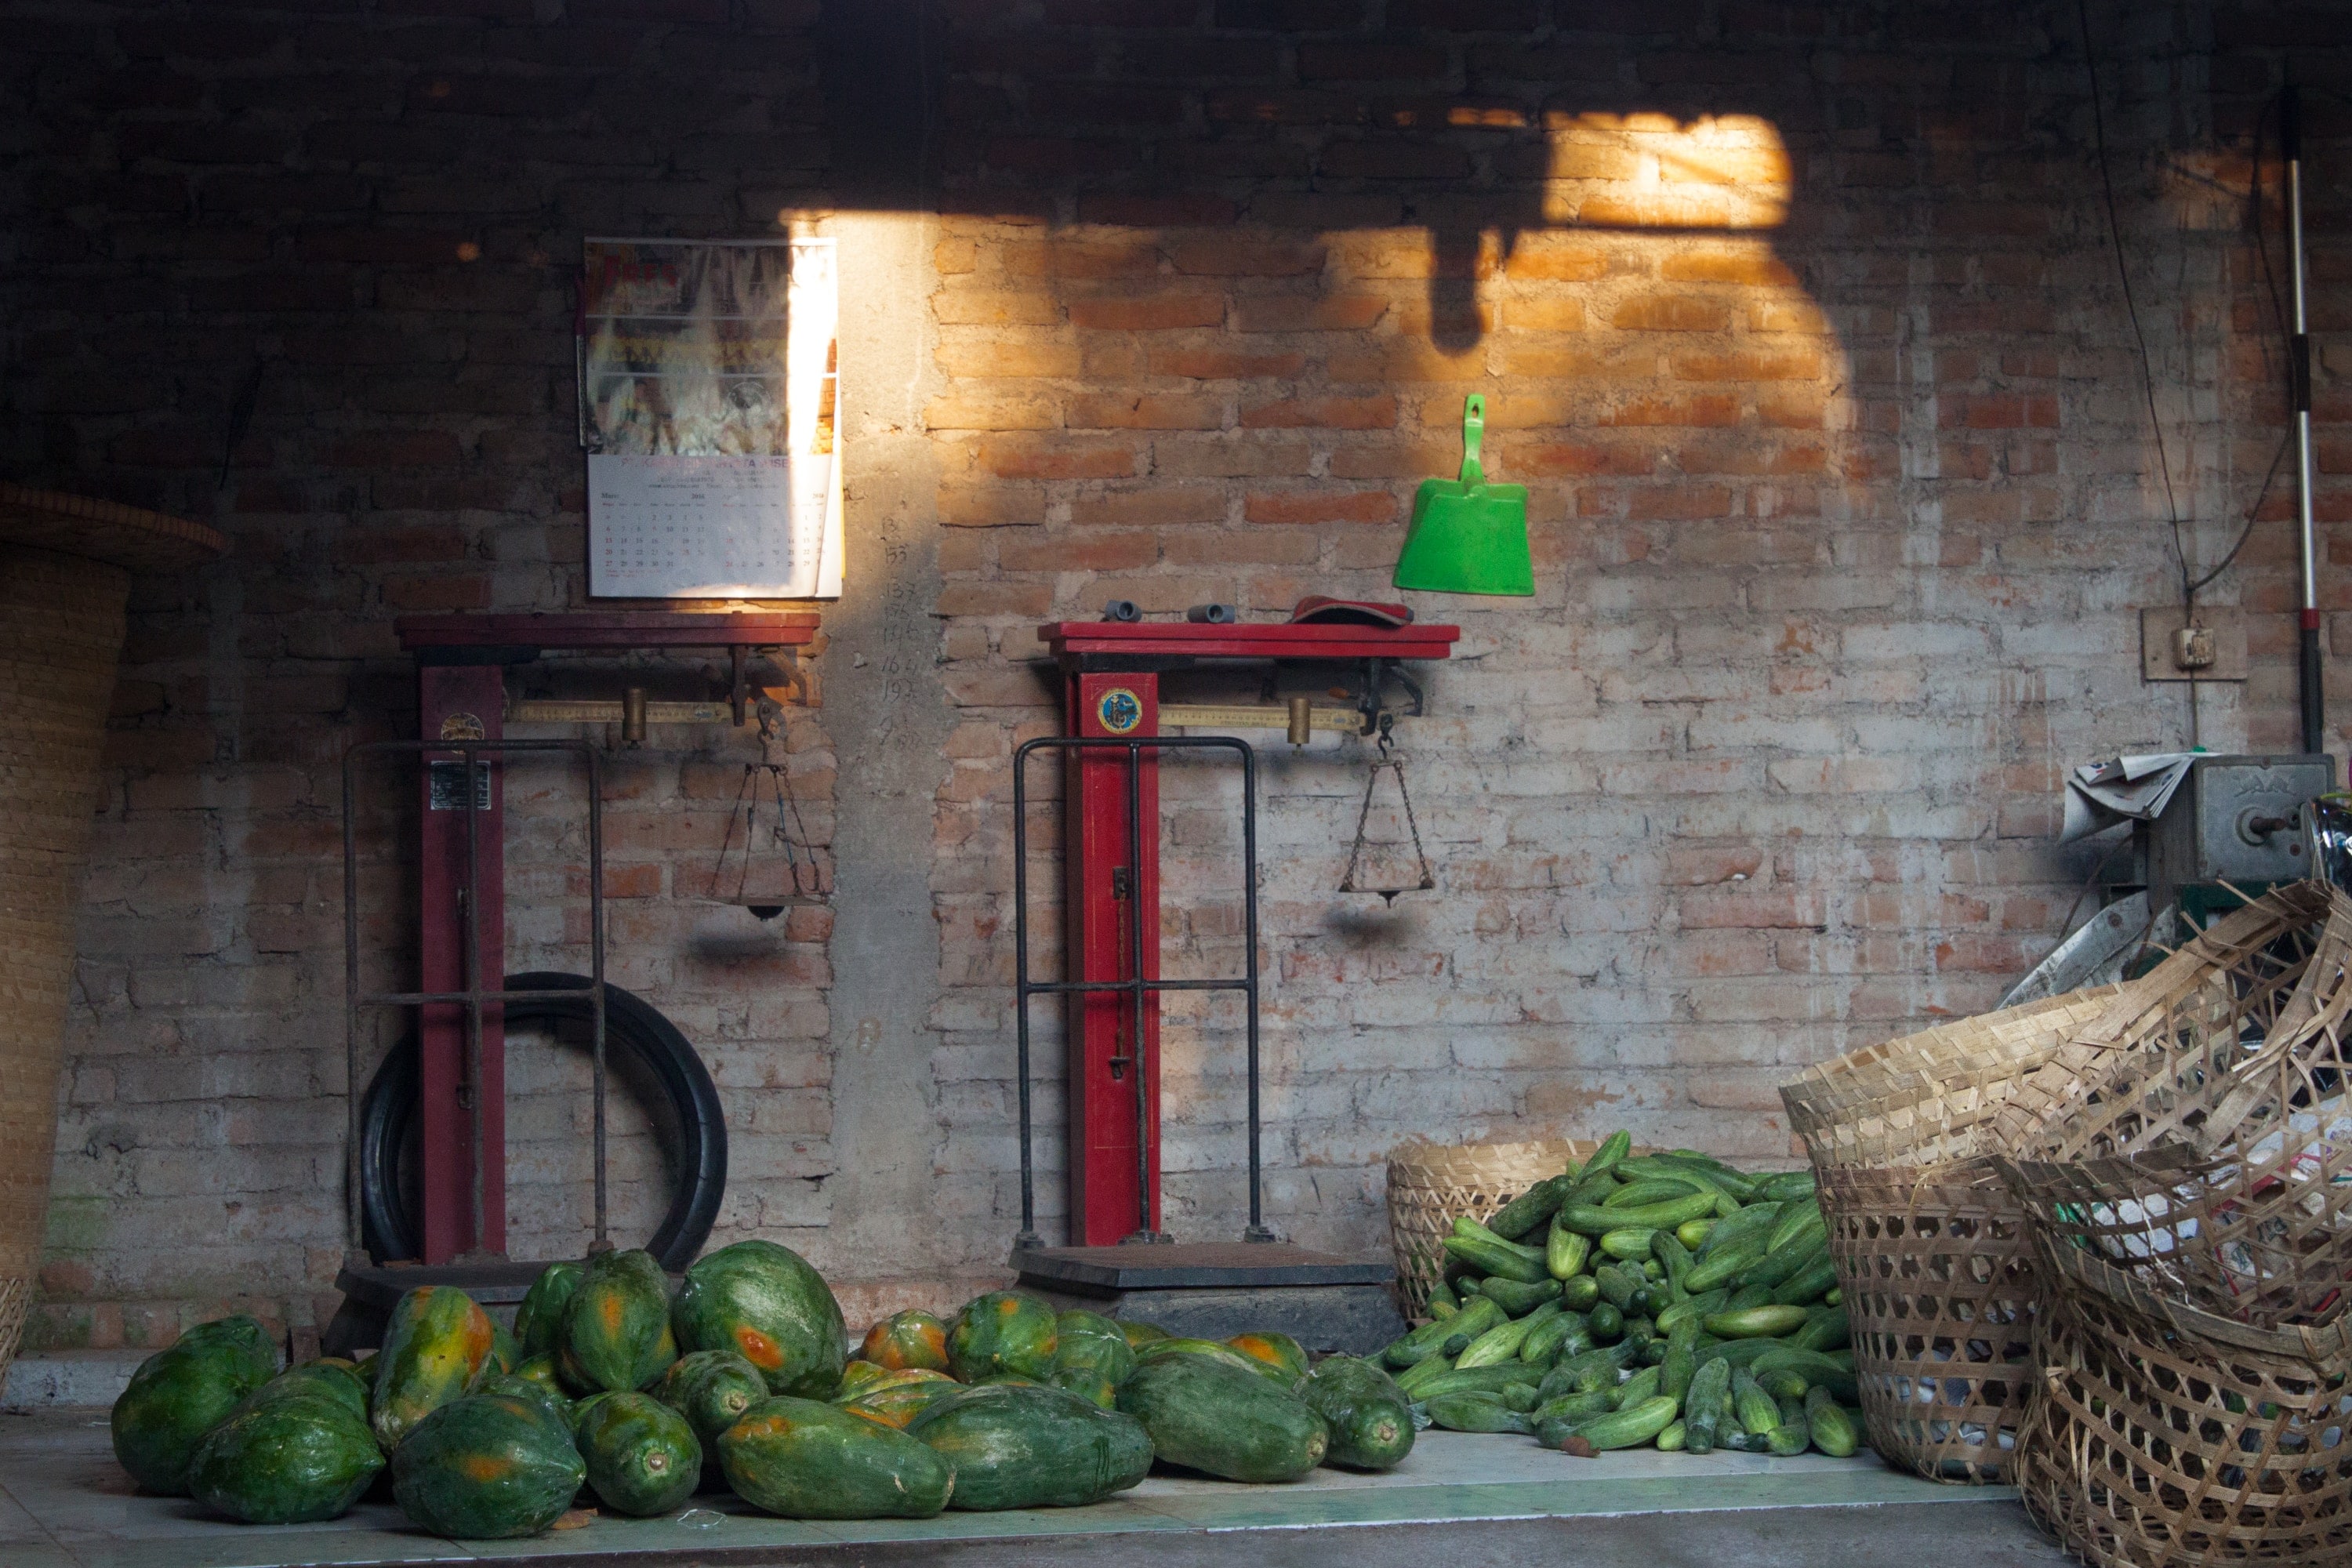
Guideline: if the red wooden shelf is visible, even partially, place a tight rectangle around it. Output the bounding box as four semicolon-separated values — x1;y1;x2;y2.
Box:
1039;619;1459;663
397;611;820;652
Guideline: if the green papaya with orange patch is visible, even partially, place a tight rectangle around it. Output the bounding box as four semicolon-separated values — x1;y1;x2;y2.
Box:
836;1367;961;1429
947;1291;1058;1383
110;1314;281;1494
860;1308;951;1372
559;1249;677;1395
573;1389;699;1517
372;1287;498;1452
717;1396;953;1519
390;1392;584;1539
670;1239;846;1397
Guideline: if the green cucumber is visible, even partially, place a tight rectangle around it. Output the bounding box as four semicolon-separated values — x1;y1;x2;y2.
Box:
1656;1419;1687;1451
1594;1265;1635;1311
1472;1275;1560;1316
1756;1367;1809;1401
1682;1358;1731;1454
1651;1232;1693;1297
1694;1203;1782;1260
1657;1155;1762;1202
1791;1307;1850;1353
1425;1392;1534;1435
1588;1304;1623;1341
1426;1277;1458;1314
1457;1301;1561;1369
1726;1283;1774;1312
1805;1386;1859;1457
1560;1275;1600;1311
1676;1218;1715;1250
1531;1388;1613;1425
1735;1239;1821;1292
1546;1341;1637;1397
1438;1297;1505;1356
1611;1364;1662;1411
1654;1288;1730;1334
1682;1240;1765;1294
1704;1305;1811;1340
1406;1364;1540;1402
1754;1171;1817;1203
1487;1175;1575;1241
1602;1179;1700;1210
1693;1337;1786;1372
1582;1131;1633;1183
1520;1310;1586;1367
1443;1225;1549;1284
1555;1192;1719;1236
1751;1348;1858;1403
1661;1321;1698;1403
1771;1254;1838;1307
1501;1381;1540;1413
1765;1203;1828;1258
1599;1228;1657;1261
1546;1220;1592;1282
1731;1368;1780;1436
1576;1395;1679;1451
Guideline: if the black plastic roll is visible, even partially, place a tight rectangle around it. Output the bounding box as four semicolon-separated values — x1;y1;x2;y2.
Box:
358;973;727;1272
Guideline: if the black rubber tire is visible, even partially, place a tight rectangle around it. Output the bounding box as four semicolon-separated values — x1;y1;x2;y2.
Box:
359;972;727;1272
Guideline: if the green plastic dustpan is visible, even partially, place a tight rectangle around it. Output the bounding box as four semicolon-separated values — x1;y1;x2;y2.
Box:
1392;393;1534;597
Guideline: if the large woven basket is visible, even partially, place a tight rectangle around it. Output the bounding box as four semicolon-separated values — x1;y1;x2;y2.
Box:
1780;985;2119;1483
1995;882;2352;1329
1385;1137;1594;1319
2016;1236;2352;1568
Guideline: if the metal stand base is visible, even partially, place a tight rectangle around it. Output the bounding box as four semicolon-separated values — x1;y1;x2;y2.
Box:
1011;1243;1405;1354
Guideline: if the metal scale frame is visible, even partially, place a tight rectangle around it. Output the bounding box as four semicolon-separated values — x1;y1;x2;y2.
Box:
1007;615;1456;1352
329;611;818;1337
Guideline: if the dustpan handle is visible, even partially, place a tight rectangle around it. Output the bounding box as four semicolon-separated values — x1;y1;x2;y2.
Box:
1458;394;1485;487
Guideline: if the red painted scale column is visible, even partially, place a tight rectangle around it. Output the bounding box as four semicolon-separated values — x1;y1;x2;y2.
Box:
416;665;506;1263
1064;672;1164;1244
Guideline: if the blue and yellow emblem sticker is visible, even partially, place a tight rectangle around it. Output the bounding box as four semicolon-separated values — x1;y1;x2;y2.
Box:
1094;687;1144;735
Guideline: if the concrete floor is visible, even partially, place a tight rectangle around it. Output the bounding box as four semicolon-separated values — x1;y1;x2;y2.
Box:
0;1407;2074;1567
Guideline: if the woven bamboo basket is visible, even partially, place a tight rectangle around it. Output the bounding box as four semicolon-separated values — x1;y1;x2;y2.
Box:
2016;1236;2352;1568
0;488;223;1389
1994;882;2352;1329
1385;1136;1594;1320
1779;985;2120;1483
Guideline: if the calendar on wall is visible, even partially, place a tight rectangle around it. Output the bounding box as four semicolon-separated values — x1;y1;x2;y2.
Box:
579;238;841;599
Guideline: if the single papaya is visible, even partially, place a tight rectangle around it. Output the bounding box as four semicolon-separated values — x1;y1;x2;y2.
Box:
1298;1356;1414;1471
111;1314;281;1494
372;1287;498;1452
671;1239;845;1397
510;1353;565;1396
514;1261;583;1361
560;1249;677;1395
1116;1355;1328;1483
908;1382;1152;1510
859;1309;951;1373
390;1393;585;1539
1225;1330;1309;1388
947;1291;1059;1383
574;1389;700;1517
245;1362;368;1424
718;1396;954;1519
1116;1319;1171;1348
835;1359;893;1401
838;1370;962;1430
476;1374;573;1432
654;1349;772;1446
187;1390;382;1525
1047;1309;1136;1410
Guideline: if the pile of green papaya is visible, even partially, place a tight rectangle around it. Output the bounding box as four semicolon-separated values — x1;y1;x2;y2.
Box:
1388;1132;1863;1459
111;1240;1419;1538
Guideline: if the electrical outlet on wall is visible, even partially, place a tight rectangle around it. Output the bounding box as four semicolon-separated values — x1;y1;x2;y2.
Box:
2140;605;2248;682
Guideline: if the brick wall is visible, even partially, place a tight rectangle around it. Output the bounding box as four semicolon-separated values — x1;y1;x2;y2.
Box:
2;0;2346;1346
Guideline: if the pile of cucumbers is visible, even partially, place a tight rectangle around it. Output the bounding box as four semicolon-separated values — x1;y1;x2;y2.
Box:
1381;1132;1862;1458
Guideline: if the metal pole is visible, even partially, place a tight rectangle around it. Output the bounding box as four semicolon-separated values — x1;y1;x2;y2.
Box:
2287;85;2325;757
341;750;364;1264
1012;743;1039;1250
586;746;611;1254
1240;742;1272;1242
459;745;489;1261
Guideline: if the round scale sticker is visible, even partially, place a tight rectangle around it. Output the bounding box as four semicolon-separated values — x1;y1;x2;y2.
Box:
1095;688;1143;735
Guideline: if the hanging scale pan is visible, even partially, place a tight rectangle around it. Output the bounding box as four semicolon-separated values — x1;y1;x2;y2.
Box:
1338;726;1436;906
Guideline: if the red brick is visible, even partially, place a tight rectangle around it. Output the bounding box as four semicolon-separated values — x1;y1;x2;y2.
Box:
1229;295;1390;332
1069;488;1229;525
1067;296;1226;330
972;439;1141;480
1065;394;1225;430
1240;395;1396;430
1601;394;1740;428
1941;394;2060;430
1244;489;1396;524
1149;347;1308;379
938;582;1055;618
1166;237;1327;276
1670;349;1822;382
1610;295;1734;332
